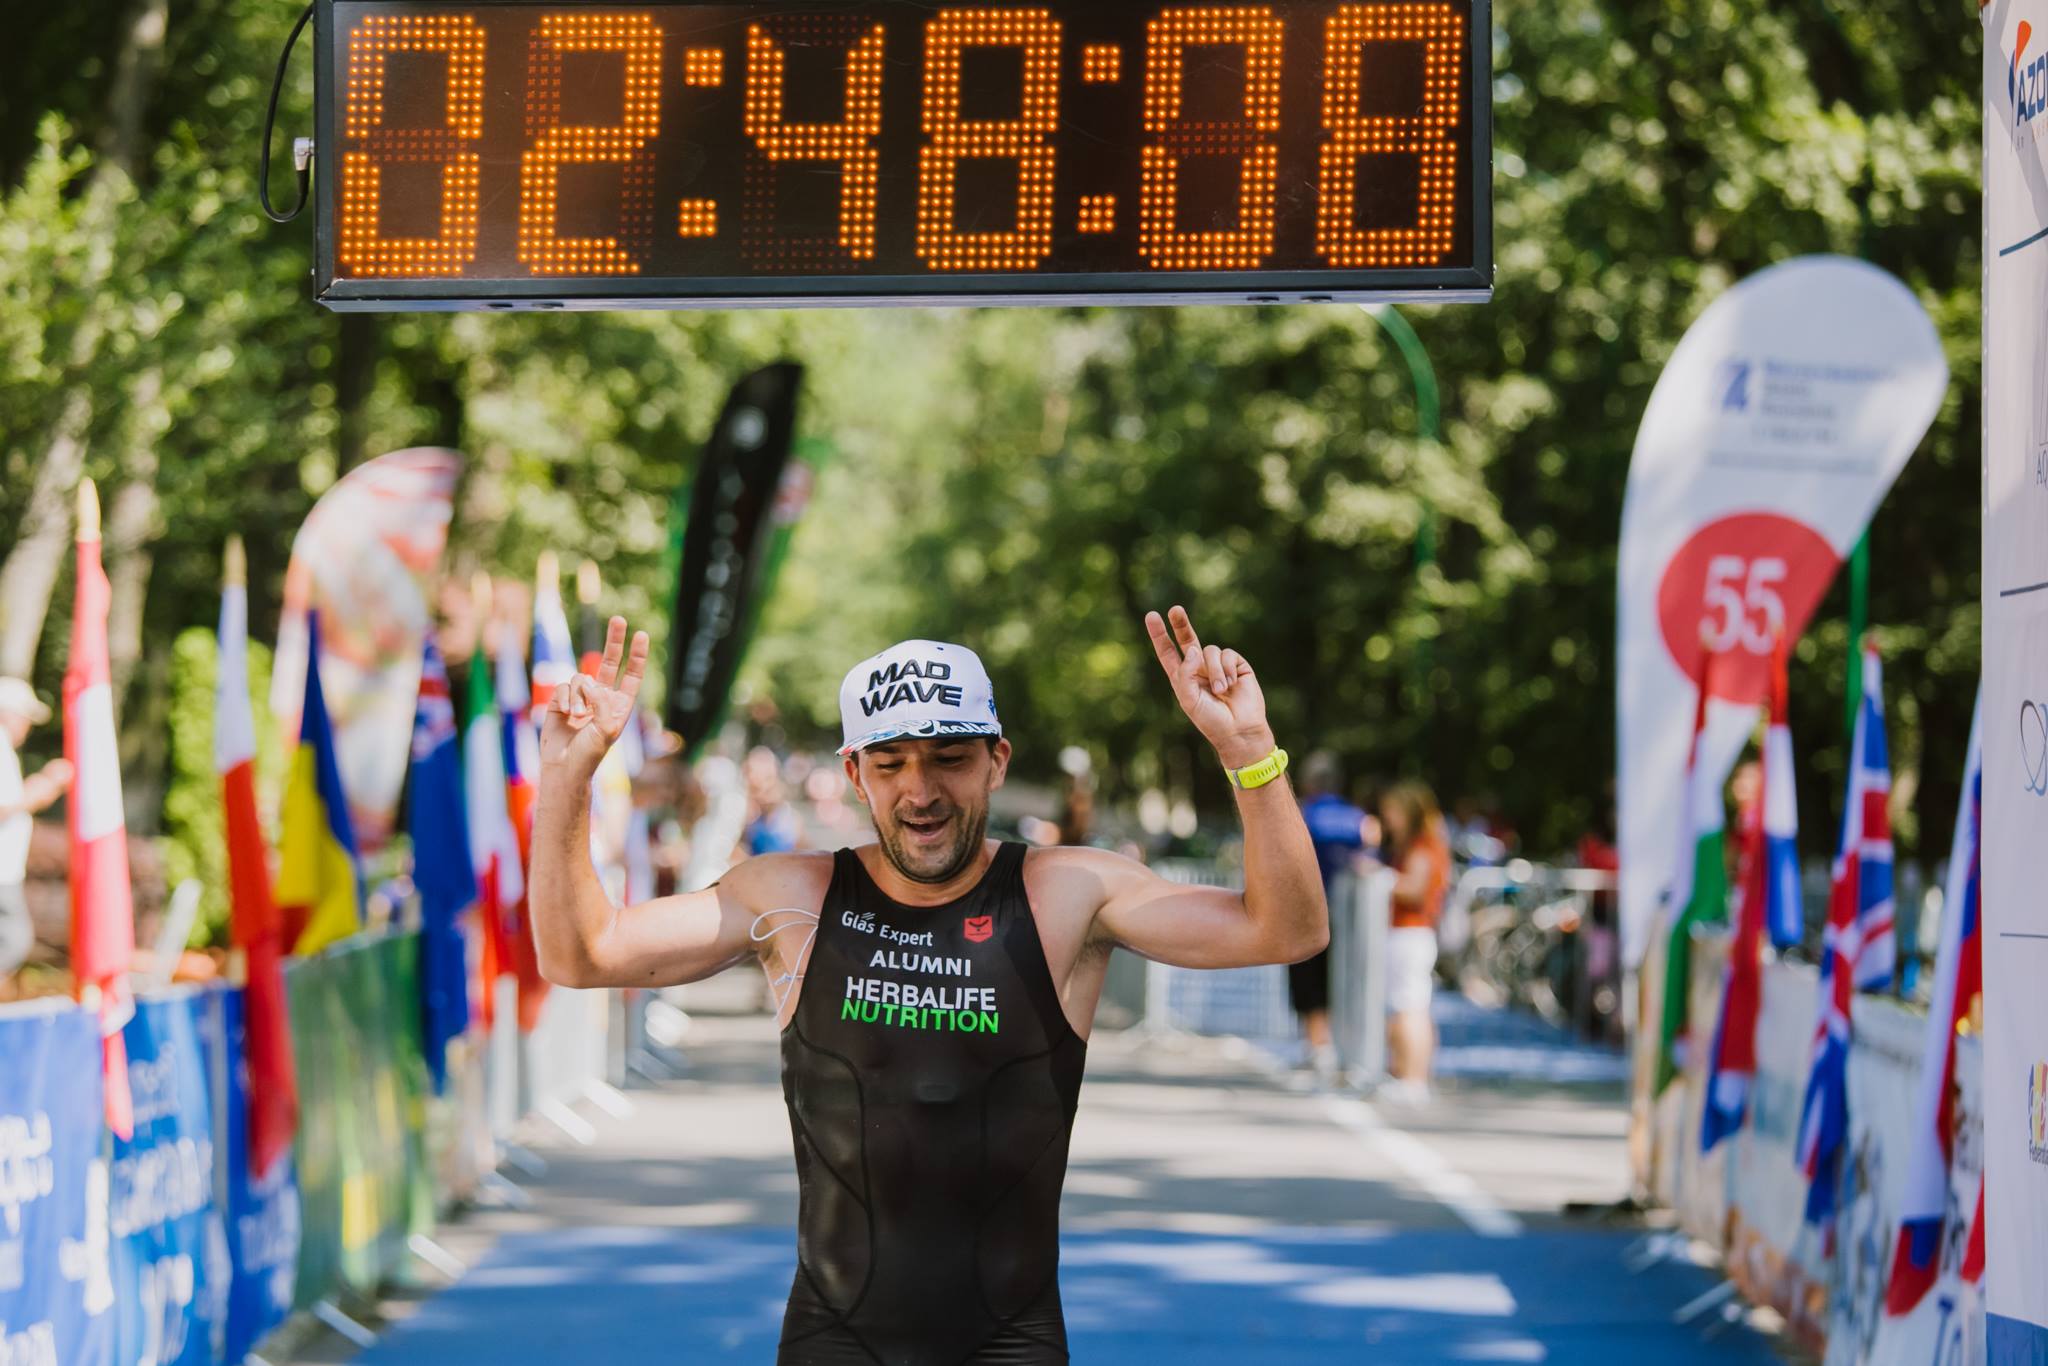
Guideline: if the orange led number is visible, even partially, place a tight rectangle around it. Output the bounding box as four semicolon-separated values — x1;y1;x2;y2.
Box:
1318;3;1464;268
1138;7;1285;270
744;23;886;261
338;15;486;277
518;13;665;276
917;10;1063;272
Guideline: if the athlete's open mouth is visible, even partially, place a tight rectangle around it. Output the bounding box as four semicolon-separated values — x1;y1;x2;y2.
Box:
899;813;951;843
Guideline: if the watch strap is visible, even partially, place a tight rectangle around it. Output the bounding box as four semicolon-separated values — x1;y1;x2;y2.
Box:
1225;746;1289;790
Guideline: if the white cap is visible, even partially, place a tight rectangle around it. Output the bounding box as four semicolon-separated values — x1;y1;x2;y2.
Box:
838;640;1001;756
0;677;50;724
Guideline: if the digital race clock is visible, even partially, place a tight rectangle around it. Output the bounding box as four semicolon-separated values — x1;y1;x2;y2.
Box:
310;0;1491;309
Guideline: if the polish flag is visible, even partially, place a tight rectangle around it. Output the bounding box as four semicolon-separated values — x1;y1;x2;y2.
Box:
65;480;135;1139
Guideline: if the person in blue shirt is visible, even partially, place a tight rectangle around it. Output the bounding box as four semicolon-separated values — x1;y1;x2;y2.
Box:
1294;751;1372;1077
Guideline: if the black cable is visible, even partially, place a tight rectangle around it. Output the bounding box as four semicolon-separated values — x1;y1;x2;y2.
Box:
259;1;316;223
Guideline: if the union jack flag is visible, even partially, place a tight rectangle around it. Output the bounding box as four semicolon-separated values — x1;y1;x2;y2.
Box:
1797;644;1895;1226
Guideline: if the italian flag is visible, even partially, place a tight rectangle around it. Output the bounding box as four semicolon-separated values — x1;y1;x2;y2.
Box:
1657;649;1729;1094
66;480;135;1138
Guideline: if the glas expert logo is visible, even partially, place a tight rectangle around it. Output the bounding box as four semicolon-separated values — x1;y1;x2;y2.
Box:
1713;357;1751;413
2023;699;2048;795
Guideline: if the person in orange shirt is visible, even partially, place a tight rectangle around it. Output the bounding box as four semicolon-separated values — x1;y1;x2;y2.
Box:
1380;780;1450;1104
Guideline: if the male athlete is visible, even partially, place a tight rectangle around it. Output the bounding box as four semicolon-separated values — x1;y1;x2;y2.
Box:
531;606;1327;1365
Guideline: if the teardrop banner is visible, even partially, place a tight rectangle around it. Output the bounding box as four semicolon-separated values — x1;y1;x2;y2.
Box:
1616;256;1947;969
1979;0;2048;1353
664;362;806;756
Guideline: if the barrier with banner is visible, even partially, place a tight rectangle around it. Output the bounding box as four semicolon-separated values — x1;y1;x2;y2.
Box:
0;928;618;1365
0;1002;112;1366
1654;933;1986;1363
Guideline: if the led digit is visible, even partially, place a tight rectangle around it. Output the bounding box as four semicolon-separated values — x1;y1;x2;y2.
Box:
1138;7;1285;271
1317;2;1464;268
518;12;665;276
917;10;1063;272
743;21;886;261
338;14;486;277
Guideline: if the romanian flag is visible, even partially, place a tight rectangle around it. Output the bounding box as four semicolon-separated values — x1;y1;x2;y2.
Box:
279;610;363;955
1657;648;1728;1093
1885;692;1984;1313
218;537;297;1174
66;480;135;1138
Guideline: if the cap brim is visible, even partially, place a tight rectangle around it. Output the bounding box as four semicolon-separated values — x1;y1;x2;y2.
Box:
838;720;1002;757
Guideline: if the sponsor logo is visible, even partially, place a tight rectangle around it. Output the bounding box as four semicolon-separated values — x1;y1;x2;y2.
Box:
963;914;993;944
861;658;964;717
2017;22;2044;121
1714;358;1752;413
2022;700;2048;795
2030;1061;2048;1165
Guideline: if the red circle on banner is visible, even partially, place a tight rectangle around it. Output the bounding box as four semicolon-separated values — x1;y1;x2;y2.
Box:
1655;512;1839;705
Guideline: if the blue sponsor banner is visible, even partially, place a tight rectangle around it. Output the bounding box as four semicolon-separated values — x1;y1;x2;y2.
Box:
218;986;300;1363
0;1002;112;1366
1992;1312;2048;1366
111;991;230;1366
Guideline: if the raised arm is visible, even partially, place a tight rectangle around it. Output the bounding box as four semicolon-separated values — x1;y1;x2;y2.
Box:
1088;607;1327;967
529;617;817;989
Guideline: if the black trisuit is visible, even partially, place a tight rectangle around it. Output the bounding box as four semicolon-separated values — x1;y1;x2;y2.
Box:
778;842;1088;1365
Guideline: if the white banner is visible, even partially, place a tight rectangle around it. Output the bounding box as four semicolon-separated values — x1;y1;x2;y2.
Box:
1617;257;1947;966
1983;0;2048;1356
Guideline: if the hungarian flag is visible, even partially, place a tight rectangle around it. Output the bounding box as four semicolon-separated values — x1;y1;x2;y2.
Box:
1657;648;1728;1093
464;632;521;1030
497;632;549;1032
1885;693;1984;1313
1798;644;1896;1226
65;479;135;1138
411;637;475;1093
217;537;297;1175
279;612;363;956
1702;642;1796;1151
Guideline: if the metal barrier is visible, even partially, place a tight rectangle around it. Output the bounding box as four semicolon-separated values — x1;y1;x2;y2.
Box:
1140;860;1393;1082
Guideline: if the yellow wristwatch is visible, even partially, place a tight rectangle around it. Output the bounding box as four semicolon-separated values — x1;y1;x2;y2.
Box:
1224;746;1289;790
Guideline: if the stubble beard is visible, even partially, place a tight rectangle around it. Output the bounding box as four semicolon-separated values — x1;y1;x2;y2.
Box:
874;802;990;885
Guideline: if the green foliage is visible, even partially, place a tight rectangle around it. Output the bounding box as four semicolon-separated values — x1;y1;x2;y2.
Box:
0;0;1987;869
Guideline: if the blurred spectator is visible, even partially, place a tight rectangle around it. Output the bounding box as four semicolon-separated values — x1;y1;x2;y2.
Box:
1058;778;1096;848
1445;794;1505;865
0;678;69;990
1381;780;1451;1104
743;745;804;855
1295;751;1369;1080
1576;782;1622;1045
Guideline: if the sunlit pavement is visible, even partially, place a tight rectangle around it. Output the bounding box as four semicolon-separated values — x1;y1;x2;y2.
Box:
310;984;1784;1365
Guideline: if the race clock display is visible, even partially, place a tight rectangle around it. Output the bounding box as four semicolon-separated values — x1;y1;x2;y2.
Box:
311;0;1491;309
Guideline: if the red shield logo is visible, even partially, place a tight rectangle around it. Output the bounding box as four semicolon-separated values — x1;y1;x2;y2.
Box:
963;915;994;944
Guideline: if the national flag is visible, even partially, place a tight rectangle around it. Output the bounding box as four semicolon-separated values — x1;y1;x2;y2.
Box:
531;551;575;718
1762;659;1803;950
1885;693;1984;1313
217;536;297;1175
1702;641;1796;1151
463;619;520;1030
497;630;549;1032
65;479;135;1138
278;612;363;956
1657;648;1729;1093
411;636;475;1093
1798;644;1896;1226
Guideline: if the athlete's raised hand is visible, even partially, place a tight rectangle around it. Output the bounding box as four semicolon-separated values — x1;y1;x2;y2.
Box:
1145;605;1275;769
541;615;649;777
